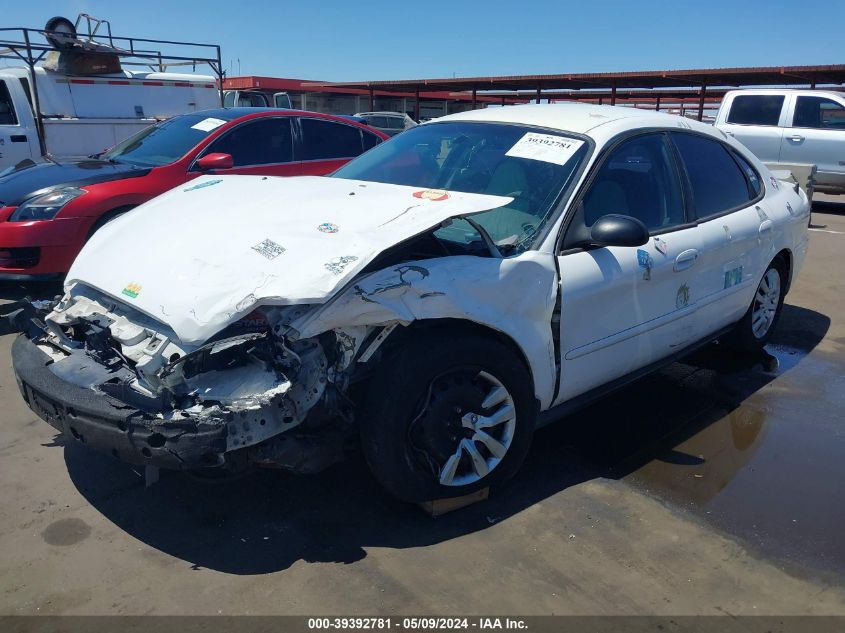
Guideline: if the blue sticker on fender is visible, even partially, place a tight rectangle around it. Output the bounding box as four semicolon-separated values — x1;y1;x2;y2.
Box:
184;179;223;192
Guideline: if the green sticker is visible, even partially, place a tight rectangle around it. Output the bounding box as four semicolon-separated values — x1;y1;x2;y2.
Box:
122;283;141;299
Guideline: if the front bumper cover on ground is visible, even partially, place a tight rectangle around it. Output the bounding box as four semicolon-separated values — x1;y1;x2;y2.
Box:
11;334;229;470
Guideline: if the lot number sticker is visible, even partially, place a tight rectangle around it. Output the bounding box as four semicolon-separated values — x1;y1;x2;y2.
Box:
191;117;227;132
505;133;585;166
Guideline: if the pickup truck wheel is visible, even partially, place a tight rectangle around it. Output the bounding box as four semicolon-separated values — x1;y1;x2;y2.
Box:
726;256;786;353
359;333;536;503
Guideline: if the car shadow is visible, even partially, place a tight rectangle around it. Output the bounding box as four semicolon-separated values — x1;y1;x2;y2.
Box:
811;196;845;223
58;303;829;575
0;280;63;303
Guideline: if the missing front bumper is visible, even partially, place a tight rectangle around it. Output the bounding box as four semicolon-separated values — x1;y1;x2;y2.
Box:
12;334;229;470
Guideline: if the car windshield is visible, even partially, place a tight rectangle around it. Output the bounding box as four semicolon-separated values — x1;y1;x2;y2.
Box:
101;114;229;167
333;121;588;253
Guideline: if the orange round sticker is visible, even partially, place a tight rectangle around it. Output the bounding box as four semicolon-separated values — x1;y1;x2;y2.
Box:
413;189;449;201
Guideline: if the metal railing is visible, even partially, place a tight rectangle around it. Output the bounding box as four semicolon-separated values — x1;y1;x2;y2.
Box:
0;23;224;153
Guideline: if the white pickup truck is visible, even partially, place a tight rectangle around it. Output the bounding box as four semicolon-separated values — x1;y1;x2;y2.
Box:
715;89;845;196
0;66;219;171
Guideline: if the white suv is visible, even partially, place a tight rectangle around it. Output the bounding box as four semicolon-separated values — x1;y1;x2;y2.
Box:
354;111;417;136
715;89;845;195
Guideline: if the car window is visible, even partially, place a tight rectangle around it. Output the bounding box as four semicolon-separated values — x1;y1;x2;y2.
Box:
299;118;364;160
334;121;589;254
387;116;405;129
726;95;784;126
206;118;293;166
582;133;684;232
237;92;268;107
793;96;845;130
103;113;232;167
671;133;755;220
730;150;762;197
0;80;18;125
362;131;382;151
366;116;390;128
223;91;236;107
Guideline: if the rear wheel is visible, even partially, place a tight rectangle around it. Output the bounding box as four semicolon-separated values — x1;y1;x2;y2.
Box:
726;256;786;352
359;333;537;502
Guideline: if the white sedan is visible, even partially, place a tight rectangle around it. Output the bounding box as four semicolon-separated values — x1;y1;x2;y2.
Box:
11;103;810;502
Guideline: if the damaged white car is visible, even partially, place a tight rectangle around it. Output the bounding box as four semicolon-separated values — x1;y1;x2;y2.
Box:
10;104;810;502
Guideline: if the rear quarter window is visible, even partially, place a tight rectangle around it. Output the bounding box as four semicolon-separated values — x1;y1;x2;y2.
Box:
300;118;365;160
726;95;784;126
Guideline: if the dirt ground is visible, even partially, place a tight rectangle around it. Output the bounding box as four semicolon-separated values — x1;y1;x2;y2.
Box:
0;196;843;615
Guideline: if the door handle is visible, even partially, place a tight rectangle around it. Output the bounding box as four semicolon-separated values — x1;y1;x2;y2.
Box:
759;219;774;235
674;249;699;272
724;130;735;136
9;135;28;143
788;135;804;142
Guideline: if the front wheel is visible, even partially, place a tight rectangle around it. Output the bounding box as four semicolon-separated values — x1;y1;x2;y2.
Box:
726;256;787;352
359;333;537;503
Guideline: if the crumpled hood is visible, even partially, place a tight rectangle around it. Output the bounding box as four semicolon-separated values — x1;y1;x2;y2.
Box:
66;175;510;345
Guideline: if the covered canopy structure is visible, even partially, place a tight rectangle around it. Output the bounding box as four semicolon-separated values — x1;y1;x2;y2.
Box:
309;64;845;121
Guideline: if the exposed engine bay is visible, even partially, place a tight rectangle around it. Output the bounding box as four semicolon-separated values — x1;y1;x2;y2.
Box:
17;284;392;474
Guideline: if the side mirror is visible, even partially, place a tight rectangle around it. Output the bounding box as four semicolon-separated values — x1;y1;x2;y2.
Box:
589;214;649;247
196;152;233;171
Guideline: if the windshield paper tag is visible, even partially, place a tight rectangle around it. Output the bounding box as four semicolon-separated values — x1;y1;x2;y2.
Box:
505;133;584;166
191;117;227;132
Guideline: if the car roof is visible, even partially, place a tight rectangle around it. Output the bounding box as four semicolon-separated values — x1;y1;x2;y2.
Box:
432;102;715;138
723;88;845;97
355;111;406;117
187;107;366;121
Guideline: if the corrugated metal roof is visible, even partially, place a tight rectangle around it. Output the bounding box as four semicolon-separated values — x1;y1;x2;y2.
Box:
307;64;845;93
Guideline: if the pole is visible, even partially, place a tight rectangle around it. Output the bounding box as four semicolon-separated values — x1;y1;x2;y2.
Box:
216;45;224;107
472;89;477;110
655;96;661;112
414;88;420;122
369;87;374;111
610;84;617;106
536;86;542;104
698;85;706;121
23;29;45;157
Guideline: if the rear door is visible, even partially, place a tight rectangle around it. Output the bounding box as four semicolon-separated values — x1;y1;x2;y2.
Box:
780;94;845;184
718;93;786;162
193;116;302;177
554;132;702;404
669;131;771;334
0;78;35;168
294;117;378;174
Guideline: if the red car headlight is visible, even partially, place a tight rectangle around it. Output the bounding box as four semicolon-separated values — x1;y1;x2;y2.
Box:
8;187;86;222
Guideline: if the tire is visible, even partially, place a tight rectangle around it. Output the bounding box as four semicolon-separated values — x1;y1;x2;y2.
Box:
725;255;787;353
359;332;537;503
86;208;131;241
44;17;77;50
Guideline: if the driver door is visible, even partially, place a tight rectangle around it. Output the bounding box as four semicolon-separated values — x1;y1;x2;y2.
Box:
553;132;702;405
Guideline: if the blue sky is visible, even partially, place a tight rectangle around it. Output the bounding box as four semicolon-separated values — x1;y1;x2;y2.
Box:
4;1;844;81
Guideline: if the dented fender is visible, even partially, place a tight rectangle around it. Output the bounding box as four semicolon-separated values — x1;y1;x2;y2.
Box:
293;251;560;408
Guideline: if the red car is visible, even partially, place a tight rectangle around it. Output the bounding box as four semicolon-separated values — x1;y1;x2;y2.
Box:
0;108;388;278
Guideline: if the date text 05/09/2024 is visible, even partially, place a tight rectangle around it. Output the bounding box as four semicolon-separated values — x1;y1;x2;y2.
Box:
308;618;528;630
